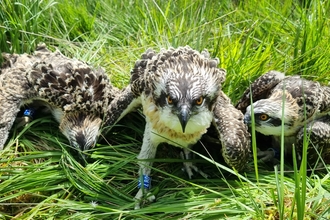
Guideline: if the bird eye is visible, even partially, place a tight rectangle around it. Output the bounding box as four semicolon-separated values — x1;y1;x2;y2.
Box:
167;96;173;104
195;97;204;105
259;114;269;121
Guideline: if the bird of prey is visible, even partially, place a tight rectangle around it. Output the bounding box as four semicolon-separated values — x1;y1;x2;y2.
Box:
0;44;118;161
236;70;330;166
105;46;250;209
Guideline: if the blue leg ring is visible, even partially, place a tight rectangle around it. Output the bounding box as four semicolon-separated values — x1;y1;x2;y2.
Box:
138;175;151;189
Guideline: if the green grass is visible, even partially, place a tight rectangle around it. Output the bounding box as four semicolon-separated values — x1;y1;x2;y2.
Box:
1;0;330;219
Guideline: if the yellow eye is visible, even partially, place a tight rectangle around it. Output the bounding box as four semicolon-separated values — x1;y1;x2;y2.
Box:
167;96;173;104
195;97;204;105
259;114;269;121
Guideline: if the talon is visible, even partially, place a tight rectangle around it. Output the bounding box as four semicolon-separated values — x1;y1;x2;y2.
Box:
257;148;279;162
134;189;156;209
134;200;141;210
180;151;208;178
147;193;156;202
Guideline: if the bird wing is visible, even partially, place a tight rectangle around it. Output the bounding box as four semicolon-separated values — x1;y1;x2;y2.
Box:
0;53;34;150
104;85;141;127
0;44;118;150
130;48;157;96
236;70;286;113
213;91;251;171
25;45;115;115
103;49;155;128
275;76;330;120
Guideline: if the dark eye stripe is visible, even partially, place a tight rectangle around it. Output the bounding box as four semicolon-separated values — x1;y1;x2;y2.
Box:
268;118;282;127
269;118;293;127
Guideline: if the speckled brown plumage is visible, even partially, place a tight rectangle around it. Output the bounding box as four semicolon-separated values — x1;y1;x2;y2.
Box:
0;44;118;160
238;70;330;166
105;46;250;208
236;70;286;114
214;91;251;170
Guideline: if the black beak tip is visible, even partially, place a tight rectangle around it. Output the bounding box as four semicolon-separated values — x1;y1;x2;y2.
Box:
181;124;186;133
179;118;187;133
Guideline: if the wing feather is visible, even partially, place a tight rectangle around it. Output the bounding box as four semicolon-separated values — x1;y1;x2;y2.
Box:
236;70;285;113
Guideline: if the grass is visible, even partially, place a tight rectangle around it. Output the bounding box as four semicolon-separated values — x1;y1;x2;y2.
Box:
1;0;330;219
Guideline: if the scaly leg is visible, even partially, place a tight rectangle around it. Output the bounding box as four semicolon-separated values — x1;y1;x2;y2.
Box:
134;124;158;209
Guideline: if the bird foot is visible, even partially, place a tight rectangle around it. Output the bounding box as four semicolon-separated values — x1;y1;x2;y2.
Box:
183;162;209;179
257;148;280;164
134;188;156;209
180;152;208;179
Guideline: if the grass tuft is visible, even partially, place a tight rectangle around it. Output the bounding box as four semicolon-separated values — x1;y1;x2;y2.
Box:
1;0;330;218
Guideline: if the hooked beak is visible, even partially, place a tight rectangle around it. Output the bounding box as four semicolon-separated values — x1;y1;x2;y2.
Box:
177;105;190;133
243;114;251;125
71;138;89;166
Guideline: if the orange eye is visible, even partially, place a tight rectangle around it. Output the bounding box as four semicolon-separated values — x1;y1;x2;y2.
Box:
259;114;269;121
195;97;204;105
167;96;173;104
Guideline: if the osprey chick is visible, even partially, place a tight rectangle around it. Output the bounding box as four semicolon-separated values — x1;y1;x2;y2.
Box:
0;44;117;161
237;70;330;165
106;46;250;208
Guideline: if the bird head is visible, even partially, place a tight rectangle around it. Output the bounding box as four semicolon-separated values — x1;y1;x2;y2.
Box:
244;90;299;136
146;47;226;134
59;112;102;160
157;76;216;134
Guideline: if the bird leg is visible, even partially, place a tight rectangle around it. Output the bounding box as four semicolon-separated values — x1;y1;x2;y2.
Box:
15;100;49;128
15;116;32;128
180;148;208;179
134;128;157;209
257;147;281;166
15;107;36;128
